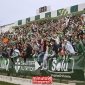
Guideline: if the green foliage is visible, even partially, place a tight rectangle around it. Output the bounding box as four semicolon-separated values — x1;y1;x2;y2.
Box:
0;81;20;85
76;83;85;85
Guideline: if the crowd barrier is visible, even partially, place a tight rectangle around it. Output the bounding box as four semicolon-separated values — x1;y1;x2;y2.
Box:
0;55;85;81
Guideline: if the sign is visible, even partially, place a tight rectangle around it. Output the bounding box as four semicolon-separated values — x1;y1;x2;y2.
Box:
48;57;73;73
39;6;47;13
32;76;52;84
14;58;40;73
0;58;10;71
41;56;84;81
36;6;51;14
0;56;84;81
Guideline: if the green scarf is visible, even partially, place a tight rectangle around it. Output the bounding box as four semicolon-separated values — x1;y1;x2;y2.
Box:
48;49;52;54
2;58;6;65
66;56;69;62
58;56;62;61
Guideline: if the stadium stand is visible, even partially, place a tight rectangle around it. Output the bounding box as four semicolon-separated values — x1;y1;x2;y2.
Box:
0;3;85;84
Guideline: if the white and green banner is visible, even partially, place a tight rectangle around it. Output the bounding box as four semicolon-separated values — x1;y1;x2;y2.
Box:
0;56;84;81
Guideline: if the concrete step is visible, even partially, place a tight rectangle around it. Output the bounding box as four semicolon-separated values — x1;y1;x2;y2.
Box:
0;75;76;85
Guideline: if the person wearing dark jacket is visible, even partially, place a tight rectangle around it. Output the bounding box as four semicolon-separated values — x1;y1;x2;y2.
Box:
50;39;58;55
2;46;9;58
24;43;33;63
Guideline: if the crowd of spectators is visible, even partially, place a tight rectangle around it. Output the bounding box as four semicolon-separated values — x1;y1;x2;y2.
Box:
0;12;85;70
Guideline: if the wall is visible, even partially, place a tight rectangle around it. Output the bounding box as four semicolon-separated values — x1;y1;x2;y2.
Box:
0;23;14;33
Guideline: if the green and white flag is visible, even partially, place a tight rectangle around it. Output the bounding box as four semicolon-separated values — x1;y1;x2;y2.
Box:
58;9;68;16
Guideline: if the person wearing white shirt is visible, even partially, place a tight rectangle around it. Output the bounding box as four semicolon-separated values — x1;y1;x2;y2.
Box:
11;45;20;64
81;13;85;24
41;40;53;70
64;40;75;54
65;17;69;26
11;45;20;58
52;35;60;46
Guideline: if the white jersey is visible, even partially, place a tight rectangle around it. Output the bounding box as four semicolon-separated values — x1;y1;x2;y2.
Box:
12;49;20;58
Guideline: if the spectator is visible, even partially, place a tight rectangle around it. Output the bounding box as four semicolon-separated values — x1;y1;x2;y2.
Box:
83;32;85;46
50;39;58;55
11;45;20;58
24;43;33;63
41;40;51;70
2;45;9;58
81;13;85;24
75;37;85;54
64;39;75;54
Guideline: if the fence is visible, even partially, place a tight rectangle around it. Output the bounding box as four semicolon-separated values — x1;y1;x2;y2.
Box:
0;55;85;82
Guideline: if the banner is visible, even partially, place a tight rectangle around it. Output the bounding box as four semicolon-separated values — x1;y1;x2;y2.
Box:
42;56;85;81
0;56;84;81
57;8;68;16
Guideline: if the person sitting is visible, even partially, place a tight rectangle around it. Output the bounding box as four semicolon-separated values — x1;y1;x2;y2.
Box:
41;40;53;70
10;45;20;64
11;45;20;58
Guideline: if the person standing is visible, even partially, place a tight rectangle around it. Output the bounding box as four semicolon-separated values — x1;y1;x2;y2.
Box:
75;37;85;55
41;40;51;70
83;32;85;46
37;37;46;65
24;43;33;63
81;13;85;24
64;40;75;54
50;39;58;55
